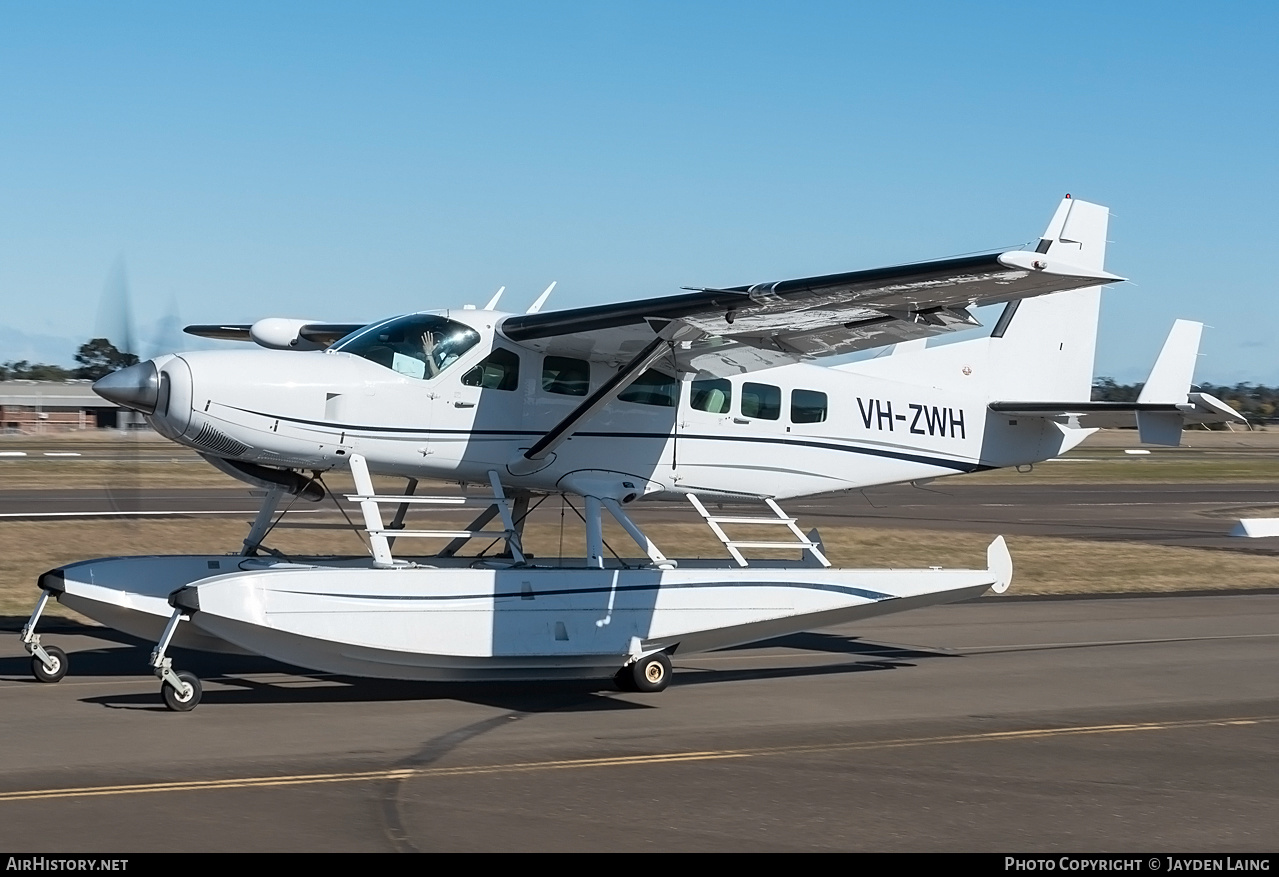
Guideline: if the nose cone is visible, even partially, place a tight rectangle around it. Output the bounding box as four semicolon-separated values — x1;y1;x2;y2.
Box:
93;361;160;414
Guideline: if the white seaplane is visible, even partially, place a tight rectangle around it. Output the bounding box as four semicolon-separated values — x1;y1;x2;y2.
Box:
19;196;1243;710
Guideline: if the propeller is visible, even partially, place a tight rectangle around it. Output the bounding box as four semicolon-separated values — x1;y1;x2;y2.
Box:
93;258;185;366
93;257;137;365
148;295;187;360
90;258;183;519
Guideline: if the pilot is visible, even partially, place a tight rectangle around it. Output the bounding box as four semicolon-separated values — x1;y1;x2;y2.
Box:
421;329;469;377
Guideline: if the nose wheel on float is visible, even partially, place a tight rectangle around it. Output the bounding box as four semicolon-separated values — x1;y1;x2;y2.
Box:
161;670;202;712
21;591;70;684
150;606;202;712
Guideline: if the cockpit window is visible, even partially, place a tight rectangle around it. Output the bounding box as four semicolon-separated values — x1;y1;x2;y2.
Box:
330;315;480;380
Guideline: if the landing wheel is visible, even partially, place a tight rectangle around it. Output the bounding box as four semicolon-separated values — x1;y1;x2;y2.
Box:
161;671;202;712
32;646;68;684
629;652;672;693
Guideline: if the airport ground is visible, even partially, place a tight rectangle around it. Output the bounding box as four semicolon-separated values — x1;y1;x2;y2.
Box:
0;428;1275;852
0;595;1275;852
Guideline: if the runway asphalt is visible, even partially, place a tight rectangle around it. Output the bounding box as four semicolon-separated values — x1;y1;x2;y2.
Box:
0;593;1275;851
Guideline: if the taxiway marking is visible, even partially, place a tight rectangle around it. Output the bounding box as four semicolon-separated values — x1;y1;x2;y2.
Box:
1;715;1274;803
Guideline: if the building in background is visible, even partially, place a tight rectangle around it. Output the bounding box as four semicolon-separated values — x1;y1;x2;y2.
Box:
0;382;130;434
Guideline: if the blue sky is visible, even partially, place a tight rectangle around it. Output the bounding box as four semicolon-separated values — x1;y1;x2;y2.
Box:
1;2;1275;383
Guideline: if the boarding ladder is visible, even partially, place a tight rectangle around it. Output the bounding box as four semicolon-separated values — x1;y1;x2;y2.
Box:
686;494;831;568
347;454;525;567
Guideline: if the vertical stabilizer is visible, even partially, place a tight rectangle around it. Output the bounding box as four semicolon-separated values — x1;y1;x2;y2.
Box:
987;197;1109;401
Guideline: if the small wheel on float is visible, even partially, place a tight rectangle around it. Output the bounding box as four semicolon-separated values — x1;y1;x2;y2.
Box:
629;652;671;693
32;646;68;684
161;671;203;712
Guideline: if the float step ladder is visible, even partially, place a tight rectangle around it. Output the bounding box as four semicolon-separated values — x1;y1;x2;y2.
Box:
347;454;525;567
686;494;830;568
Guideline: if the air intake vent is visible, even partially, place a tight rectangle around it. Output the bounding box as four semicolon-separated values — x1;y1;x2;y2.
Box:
252;453;317;468
190;423;251;458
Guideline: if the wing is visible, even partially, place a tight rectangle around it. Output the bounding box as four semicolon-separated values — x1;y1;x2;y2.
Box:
184;324;256;341
500;218;1122;377
506;196;1122;469
185;321;367;350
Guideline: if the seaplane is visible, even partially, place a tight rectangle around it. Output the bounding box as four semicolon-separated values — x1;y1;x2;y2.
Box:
18;195;1244;710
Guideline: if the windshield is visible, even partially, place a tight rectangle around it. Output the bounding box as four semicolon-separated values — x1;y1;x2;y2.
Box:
331;314;480;380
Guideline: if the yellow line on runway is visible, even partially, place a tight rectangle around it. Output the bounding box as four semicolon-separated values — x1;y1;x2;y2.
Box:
2;715;1275;803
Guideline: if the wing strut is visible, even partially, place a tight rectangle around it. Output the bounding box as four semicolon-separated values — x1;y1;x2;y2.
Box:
509;322;699;476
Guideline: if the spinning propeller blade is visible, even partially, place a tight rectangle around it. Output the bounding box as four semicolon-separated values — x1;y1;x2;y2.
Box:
92;258;148;516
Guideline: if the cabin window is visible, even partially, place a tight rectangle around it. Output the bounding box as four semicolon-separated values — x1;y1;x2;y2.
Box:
542;356;590;396
461;348;520;391
791;389;828;423
619;369;679;407
331;314;480;380
741;382;781;420
690;378;732;414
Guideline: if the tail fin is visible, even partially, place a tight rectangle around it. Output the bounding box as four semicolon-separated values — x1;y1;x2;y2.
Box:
842;195;1112;403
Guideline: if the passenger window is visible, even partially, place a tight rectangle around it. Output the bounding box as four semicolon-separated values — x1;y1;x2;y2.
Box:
741;383;781;420
461;348;520;391
619;369;679;407
690;378;732;414
791;389;828;423
542;356;590;396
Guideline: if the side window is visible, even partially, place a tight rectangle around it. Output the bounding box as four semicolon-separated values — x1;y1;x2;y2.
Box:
461;348;520;391
619;369;679;407
791;389;828;423
690;378;732;414
741;383;781;420
542;356;590;396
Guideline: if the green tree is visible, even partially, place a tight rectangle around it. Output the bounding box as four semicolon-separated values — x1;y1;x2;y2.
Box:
1091;376;1142;402
0;360;72;381
73;338;138;381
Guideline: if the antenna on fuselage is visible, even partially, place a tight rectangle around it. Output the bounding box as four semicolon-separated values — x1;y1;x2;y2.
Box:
525;281;557;314
483;286;506;311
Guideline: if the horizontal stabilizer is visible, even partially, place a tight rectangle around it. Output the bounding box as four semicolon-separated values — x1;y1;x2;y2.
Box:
991;316;1244;445
989;393;1246;441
